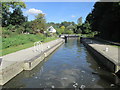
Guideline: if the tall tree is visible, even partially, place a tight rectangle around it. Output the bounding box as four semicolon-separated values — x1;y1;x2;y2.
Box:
61;21;75;28
9;7;27;25
2;1;26;27
85;2;120;42
76;17;83;34
77;17;82;26
32;13;46;34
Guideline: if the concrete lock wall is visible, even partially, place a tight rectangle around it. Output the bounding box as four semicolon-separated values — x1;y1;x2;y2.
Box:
82;39;118;73
24;40;64;70
0;39;64;85
0;61;24;85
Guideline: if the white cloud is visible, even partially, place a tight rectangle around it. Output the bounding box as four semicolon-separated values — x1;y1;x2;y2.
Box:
26;8;43;15
71;15;76;18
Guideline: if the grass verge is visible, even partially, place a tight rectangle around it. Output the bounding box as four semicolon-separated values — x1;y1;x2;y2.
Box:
1;36;58;56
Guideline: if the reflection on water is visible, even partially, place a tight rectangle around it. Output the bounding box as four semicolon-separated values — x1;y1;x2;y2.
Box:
1;38;120;88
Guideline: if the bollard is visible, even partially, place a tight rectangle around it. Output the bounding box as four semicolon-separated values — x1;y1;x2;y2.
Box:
80;37;83;43
65;36;67;43
105;47;108;52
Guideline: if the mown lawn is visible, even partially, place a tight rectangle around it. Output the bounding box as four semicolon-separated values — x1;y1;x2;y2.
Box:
1;34;58;56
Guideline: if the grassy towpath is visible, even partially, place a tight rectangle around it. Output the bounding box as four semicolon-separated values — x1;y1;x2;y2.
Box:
1;34;58;56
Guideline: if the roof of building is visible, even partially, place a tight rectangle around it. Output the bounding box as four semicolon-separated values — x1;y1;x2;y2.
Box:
47;26;56;33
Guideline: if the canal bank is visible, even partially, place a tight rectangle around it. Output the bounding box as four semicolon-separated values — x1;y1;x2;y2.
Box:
82;38;120;73
1;38;120;88
0;39;64;85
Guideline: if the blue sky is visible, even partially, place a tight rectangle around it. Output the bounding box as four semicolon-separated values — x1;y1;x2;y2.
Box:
23;2;95;23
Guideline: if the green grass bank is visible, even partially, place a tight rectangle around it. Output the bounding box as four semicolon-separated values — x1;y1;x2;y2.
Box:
1;34;58;56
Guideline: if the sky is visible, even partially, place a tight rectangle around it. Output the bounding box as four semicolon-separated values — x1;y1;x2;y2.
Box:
23;2;95;23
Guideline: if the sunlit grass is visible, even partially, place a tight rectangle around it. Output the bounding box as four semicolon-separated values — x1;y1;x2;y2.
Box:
1;36;58;56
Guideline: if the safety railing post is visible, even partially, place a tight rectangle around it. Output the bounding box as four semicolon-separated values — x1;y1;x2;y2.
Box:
34;41;43;53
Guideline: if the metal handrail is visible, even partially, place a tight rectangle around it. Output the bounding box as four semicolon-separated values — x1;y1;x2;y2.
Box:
34;41;43;53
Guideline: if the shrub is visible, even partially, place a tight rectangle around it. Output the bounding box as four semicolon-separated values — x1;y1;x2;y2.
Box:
64;29;74;34
56;28;64;35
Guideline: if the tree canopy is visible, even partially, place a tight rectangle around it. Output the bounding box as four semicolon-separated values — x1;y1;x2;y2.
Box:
85;2;120;42
77;17;82;26
2;1;26;27
9;7;27;25
31;13;46;33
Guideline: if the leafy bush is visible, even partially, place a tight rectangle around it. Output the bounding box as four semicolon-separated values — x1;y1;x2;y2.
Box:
16;26;25;34
64;29;74;34
56;28;64;35
2;28;12;38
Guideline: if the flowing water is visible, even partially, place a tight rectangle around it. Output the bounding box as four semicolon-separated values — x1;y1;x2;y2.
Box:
1;38;120;89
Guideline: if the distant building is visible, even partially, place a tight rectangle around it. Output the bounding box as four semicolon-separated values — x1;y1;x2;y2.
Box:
47;26;56;33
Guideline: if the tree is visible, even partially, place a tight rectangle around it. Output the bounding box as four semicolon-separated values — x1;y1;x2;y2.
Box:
56;28;64;35
32;13;46;34
83;21;92;34
21;21;33;33
2;1;26;27
76;26;82;34
9;7;27;25
60;26;65;30
66;25;75;32
61;21;76;28
85;2;120;42
56;26;65;35
77;17;82;26
76;17;83;34
64;29;74;34
47;22;61;28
